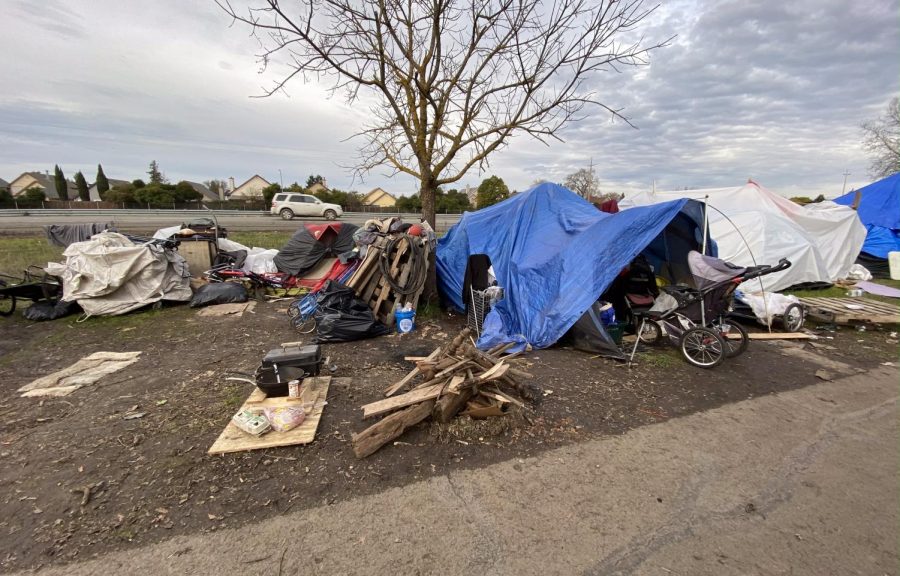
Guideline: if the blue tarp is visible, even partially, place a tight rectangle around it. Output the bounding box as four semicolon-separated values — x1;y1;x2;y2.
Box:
834;173;900;258
436;183;704;350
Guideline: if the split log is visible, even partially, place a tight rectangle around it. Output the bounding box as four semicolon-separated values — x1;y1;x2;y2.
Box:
384;346;440;397
352;400;435;458
363;382;447;418
432;376;474;423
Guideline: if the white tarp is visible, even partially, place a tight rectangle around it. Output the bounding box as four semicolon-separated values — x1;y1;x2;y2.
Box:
620;181;866;292
216;238;278;274
46;232;191;317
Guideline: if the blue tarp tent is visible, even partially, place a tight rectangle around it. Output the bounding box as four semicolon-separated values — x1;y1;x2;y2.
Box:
436;183;710;350
834;173;900;259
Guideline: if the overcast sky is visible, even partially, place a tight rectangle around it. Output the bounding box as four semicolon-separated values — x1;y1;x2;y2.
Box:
1;0;897;198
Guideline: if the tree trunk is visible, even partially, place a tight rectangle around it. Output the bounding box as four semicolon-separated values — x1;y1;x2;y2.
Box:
419;176;439;300
419;177;437;229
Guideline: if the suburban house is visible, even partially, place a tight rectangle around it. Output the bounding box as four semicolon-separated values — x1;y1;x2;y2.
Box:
88;178;131;201
184;181;217;202
362;187;397;208
307;181;329;195
8;172;78;200
229;175;271;200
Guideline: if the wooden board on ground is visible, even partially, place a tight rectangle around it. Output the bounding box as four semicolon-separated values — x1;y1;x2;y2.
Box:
799;297;900;325
208;376;342;454
724;331;812;340
196;301;256;317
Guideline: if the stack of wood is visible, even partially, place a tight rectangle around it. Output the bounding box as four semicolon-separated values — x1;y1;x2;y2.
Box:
351;328;542;458
344;234;431;329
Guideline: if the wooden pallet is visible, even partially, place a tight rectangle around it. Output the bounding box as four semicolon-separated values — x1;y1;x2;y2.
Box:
208;376;343;454
345;236;430;328
800;297;900;325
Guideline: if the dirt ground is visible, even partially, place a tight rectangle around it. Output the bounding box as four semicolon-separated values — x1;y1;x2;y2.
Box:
0;300;897;572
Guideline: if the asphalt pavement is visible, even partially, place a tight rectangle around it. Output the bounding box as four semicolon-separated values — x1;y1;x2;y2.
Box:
0;210;462;235
19;363;899;576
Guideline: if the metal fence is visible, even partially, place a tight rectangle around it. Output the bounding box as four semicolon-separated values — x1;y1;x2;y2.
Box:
0;199;464;214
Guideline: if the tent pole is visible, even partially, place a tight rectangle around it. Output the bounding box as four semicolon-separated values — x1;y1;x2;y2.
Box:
700;195;709;326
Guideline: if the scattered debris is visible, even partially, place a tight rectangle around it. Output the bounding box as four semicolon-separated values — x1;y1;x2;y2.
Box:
18;351;143;397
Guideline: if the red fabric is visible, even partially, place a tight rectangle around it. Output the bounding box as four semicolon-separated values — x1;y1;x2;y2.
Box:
303;223;343;241
598;199;619;214
300;259;355;292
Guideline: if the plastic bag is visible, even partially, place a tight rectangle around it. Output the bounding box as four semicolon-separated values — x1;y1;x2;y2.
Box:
312;280;390;343
23;299;81;321
189;283;248;308
263;407;306;432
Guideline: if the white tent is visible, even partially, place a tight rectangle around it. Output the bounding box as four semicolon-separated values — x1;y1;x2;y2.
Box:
620;181;866;292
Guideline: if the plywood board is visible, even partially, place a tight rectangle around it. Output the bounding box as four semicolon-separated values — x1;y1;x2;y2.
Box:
800;297;900;325
208;376;342;454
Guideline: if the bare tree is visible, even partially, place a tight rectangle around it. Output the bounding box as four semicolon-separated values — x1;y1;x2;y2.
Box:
218;0;668;227
861;97;900;179
564;167;600;199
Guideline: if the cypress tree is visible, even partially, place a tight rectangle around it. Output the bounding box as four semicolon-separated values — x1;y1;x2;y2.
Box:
96;164;110;197
54;164;68;200
74;171;90;201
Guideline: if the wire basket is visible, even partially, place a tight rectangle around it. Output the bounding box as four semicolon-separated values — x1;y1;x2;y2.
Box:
467;286;504;336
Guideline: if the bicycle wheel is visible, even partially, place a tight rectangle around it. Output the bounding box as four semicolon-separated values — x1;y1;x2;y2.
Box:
679;326;726;369
292;315;317;334
714;320;749;358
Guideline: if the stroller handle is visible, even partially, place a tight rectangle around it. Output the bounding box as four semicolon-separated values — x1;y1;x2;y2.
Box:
743;258;791;281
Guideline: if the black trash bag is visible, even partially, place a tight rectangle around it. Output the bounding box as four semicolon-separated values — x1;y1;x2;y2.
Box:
312;280;389;343
189;282;248;308
23;299;81;321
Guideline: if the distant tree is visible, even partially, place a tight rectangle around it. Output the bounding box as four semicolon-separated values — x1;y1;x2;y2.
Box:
305;174;325;189
96;164;110;195
219;0;667;230
104;183;136;203
148;160;164;185
262;183;282;205
54;164;68;200
396;193;423;212
132;179;146;188
438;189;471;212
23;187;47;203
135;185;174;206
287;182;305;193
204;179;229;199
174;181;203;202
476;176;510;209
0;188;12;204
74;171;90;201
564;167;600;199
861;97;900;178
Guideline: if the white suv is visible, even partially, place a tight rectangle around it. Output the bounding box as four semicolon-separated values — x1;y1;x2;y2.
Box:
270;193;343;221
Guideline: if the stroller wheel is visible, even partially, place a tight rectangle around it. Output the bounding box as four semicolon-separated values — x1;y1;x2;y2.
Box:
714;320;749;358
679;327;726;369
637;319;662;345
782;303;805;332
292;315;317;334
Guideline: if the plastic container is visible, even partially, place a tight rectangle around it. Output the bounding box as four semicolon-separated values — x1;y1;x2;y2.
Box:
605;322;624;346
395;309;416;334
889;251;900;280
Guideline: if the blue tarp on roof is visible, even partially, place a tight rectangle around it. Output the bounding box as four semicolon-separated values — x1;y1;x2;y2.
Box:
436;183;701;350
834;173;900;258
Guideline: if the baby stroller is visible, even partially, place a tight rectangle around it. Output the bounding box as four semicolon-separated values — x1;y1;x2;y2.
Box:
629;252;791;368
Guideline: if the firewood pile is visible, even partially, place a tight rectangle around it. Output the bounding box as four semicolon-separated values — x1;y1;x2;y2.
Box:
345;232;431;329
351;328;543;458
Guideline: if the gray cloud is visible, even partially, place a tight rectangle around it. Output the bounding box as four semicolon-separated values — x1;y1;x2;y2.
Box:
0;0;897;197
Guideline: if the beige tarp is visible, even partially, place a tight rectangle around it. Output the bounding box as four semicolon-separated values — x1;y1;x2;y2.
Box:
46;232;191;317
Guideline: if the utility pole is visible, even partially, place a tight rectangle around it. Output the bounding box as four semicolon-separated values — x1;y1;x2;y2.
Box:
841;170;851;194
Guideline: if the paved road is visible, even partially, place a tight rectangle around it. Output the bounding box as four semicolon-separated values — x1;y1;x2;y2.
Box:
21;363;898;576
0;211;461;235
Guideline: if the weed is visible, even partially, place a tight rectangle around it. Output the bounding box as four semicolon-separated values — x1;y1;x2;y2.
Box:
638;349;680;368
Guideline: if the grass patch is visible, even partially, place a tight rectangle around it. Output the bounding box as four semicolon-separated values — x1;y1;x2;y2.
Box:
228;231;292;250
784;279;900;305
638;348;680;369
0;236;64;277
